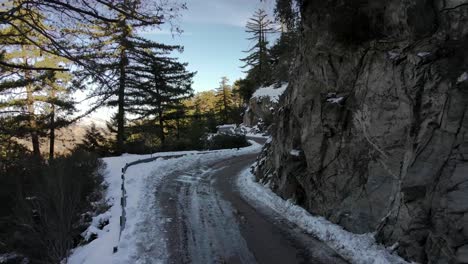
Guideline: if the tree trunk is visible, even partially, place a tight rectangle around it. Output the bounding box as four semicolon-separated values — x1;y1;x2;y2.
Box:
223;87;228;123
27;83;41;158
24;48;41;158
159;110;165;144
116;51;126;154
176;115;180;140
49;90;56;161
116;20;129;154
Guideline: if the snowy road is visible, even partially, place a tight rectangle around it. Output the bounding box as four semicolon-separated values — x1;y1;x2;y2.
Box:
154;141;347;264
68;139;406;264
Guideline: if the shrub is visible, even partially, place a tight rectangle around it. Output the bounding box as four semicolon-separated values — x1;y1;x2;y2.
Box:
124;139;156;154
205;134;250;150
0;148;105;263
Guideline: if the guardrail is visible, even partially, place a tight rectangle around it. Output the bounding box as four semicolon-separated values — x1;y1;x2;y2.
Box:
112;149;240;253
112;154;185;253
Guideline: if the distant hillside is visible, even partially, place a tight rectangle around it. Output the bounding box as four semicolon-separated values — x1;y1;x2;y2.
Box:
17;119;109;156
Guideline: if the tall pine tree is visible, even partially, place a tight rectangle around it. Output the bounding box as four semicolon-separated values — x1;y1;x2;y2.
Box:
0;4;74;159
215;77;233;124
47;0;186;154
240;9;277;86
125;43;195;144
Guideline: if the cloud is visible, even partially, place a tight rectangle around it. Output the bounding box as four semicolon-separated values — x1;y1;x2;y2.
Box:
181;0;276;27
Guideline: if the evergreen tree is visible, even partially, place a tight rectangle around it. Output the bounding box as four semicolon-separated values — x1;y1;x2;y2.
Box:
274;0;301;31
0;5;74;159
79;1;186;154
268;31;298;84
78;123;111;156
215;77;233;124
240;9;277;86
125;44;195;144
234;78;256;103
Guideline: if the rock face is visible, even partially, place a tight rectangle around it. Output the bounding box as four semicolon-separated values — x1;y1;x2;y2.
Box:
243;84;287;129
256;1;468;263
243;96;275;128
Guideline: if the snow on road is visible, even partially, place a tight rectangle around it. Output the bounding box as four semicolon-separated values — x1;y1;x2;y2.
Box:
67;142;262;264
237;168;409;264
69;135;407;264
158;166;257;264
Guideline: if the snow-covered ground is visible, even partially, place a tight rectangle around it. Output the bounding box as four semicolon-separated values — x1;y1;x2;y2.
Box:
237;167;410;264
251;83;288;103
238;124;269;139
67;142;262;264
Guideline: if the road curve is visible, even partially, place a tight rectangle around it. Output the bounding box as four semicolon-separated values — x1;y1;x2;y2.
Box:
156;141;347;264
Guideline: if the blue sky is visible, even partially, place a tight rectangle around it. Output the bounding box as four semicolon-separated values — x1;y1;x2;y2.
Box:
81;0;277;121
142;0;277;92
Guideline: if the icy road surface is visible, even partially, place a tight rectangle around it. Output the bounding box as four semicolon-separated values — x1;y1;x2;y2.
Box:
152;140;347;264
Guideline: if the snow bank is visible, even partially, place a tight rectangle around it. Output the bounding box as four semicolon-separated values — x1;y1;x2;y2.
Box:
216;124;236;135
237;167;409;264
67;142;262;264
252;83;288;103
238;124;269;139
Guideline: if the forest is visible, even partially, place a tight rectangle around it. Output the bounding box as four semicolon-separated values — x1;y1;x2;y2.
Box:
0;0;299;263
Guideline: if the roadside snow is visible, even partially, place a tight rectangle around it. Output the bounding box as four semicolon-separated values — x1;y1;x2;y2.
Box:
237;167;409;264
67;142;262;264
252;83;288;103
216;124;236;135
236;124;269;139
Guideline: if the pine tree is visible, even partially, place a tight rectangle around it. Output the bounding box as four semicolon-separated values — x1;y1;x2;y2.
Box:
240;9;277;86
215;77;233;124
40;63;74;161
274;0;301;31
124;43;195;144
80;1;187;154
78;123;110;156
0;5;74;159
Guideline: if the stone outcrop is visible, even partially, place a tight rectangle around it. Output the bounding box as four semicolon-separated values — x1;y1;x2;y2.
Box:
243;96;275;129
243;84;288;130
256;1;468;263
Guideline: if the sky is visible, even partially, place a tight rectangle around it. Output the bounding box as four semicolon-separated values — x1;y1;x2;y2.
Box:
80;0;278;122
141;0;278;92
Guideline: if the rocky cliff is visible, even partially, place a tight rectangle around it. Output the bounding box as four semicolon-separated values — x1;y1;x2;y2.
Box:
256;1;468;263
243;84;287;130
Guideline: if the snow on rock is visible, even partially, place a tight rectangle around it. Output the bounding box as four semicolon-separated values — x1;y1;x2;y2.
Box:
216;124;236;135
457;72;468;83
417;52;431;57
387;51;400;60
252;83;288;103
81;212;112;241
327;97;344;104
239;124;269;139
237;167;409;264
289;149;301;157
67;142;262;264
